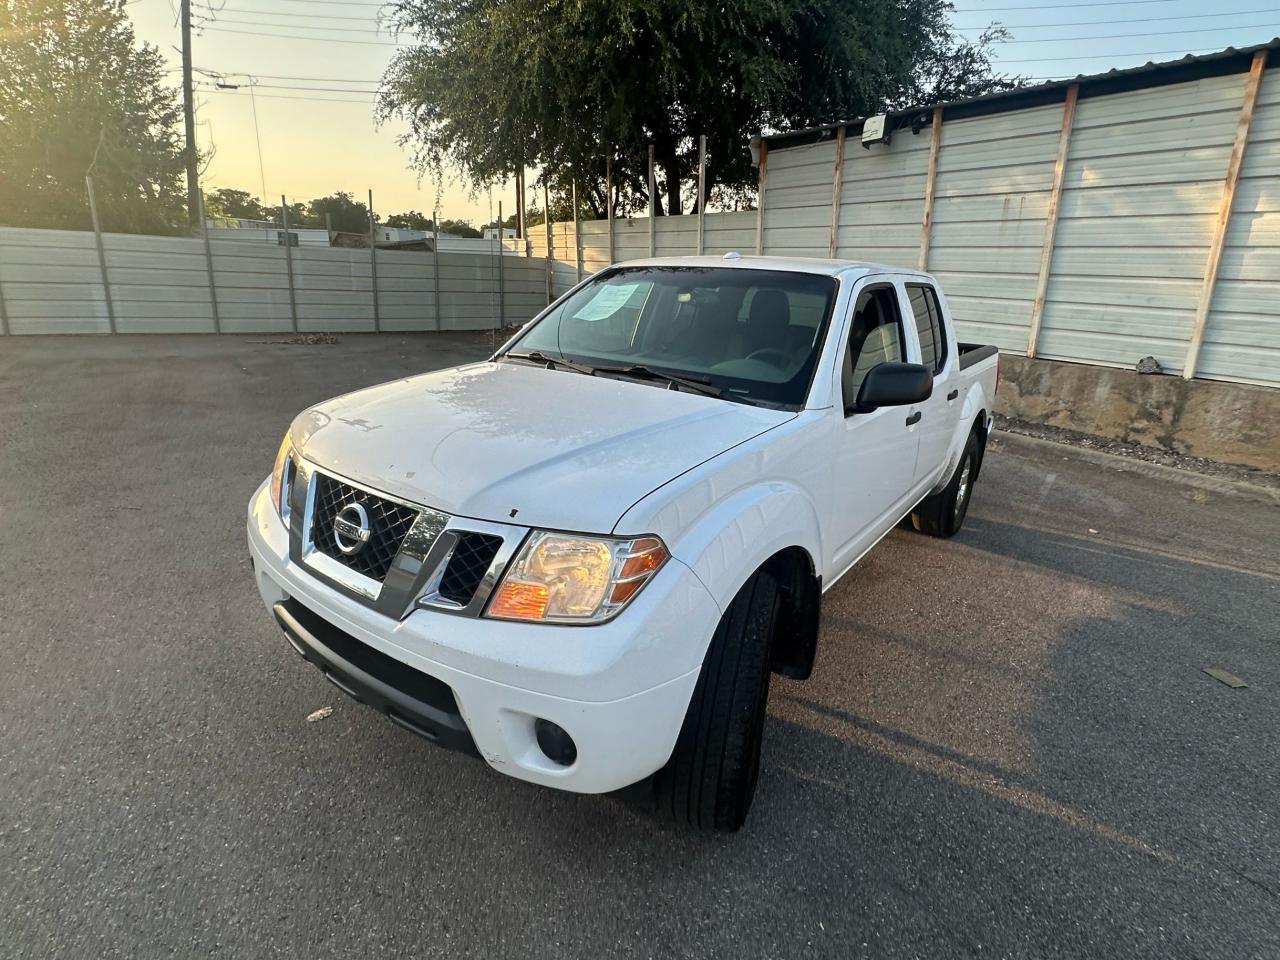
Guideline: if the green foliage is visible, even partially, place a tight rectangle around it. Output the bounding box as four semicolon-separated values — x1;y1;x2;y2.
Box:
205;188;269;223
206;189;376;233
385;209;434;230
0;0;187;232
378;0;1015;217
306;191;372;233
437;218;480;238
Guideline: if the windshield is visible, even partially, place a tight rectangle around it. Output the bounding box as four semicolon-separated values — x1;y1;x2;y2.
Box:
502;266;839;408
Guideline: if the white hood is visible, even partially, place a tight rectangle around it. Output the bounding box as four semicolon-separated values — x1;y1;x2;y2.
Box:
290;361;793;533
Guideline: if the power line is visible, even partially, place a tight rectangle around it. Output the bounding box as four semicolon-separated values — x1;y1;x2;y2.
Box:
196;85;375;104
212;0;387;5
953;0;1178;10
954;7;1279;30
197;24;405;44
197;69;382;83
994;43;1274;64
196;15;395;33
214;81;382;93
197;4;383;21
980;21;1280;43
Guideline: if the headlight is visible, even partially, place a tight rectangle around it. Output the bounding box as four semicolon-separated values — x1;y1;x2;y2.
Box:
268;432;295;522
486;531;669;624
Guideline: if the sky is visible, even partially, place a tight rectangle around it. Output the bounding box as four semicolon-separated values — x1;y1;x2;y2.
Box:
127;0;1280;225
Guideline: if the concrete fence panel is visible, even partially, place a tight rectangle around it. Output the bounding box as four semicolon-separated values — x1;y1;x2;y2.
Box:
0;227;545;335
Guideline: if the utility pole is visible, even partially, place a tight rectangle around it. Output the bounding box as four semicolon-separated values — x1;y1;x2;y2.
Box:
180;0;200;227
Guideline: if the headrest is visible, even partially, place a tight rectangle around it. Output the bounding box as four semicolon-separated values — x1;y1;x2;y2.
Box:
748;289;790;333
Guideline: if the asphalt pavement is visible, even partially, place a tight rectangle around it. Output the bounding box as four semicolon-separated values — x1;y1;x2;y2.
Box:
1;333;1277;959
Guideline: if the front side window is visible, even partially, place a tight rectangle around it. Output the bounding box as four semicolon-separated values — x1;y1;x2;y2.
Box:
906;283;947;374
505;267;839;408
842;285;906;411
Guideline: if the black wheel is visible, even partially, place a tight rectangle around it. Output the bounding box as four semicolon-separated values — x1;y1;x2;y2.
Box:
654;569;780;832
912;430;980;538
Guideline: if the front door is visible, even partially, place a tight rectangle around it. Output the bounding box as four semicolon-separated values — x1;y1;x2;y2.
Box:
828;281;921;577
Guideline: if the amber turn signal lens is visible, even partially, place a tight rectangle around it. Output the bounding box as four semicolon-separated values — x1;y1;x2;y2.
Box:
487;580;551;621
618;538;668;580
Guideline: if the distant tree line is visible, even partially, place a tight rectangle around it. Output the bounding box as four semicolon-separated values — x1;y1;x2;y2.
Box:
204;188;498;238
379;0;1019;218
2;0;1021;236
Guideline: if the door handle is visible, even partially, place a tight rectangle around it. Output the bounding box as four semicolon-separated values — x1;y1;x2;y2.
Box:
905;411;922;426
946;389;959;401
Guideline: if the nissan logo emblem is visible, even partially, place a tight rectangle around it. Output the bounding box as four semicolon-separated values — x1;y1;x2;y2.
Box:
332;502;372;555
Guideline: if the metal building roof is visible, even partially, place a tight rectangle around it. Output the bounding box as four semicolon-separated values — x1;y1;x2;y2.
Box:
762;38;1280;151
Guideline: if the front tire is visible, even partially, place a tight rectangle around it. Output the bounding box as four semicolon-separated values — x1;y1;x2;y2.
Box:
912;430;980;538
654;569;780;832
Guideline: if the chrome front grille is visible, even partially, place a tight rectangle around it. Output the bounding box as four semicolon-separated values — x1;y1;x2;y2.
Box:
286;460;525;620
436;533;504;606
310;472;419;582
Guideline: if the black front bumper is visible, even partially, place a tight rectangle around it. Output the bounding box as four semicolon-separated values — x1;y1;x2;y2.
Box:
272;598;479;757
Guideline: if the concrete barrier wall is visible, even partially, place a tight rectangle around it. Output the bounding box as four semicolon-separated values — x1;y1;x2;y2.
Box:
0;227;545;335
996;354;1280;472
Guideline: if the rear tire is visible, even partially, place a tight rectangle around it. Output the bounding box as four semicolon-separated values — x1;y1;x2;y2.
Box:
654;569;780;832
911;430;980;538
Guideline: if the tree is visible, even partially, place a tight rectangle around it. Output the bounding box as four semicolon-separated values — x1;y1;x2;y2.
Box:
307;191;373;233
437;218;481;238
205;188;269;223
0;0;187;232
385;209;434;231
379;0;1015;218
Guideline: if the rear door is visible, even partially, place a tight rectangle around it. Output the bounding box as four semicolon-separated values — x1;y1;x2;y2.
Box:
902;281;956;489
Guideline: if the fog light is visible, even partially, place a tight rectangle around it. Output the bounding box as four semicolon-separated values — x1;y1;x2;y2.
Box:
534;718;577;767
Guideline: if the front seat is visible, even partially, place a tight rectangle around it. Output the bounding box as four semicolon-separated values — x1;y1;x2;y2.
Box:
742;289;791;357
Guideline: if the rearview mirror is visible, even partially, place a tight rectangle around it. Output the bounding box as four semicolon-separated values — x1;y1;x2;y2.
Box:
850;362;933;414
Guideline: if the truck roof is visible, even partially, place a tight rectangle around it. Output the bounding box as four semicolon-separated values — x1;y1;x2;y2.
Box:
614;254;928;279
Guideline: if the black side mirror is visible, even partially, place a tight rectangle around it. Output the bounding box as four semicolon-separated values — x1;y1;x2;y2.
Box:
849;362;933;413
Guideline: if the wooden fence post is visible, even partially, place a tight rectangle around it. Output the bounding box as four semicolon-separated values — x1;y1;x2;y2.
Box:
755;140;768;255
1025;84;1079;359
85;176;116;333
918;107;943;271
1184;50;1267;379
828;127;846;258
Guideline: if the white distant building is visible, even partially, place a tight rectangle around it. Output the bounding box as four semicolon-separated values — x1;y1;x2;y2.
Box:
206;218;329;247
374;226;428;244
483;227;517;241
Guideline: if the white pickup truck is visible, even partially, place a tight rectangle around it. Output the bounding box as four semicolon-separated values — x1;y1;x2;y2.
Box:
248;254;999;831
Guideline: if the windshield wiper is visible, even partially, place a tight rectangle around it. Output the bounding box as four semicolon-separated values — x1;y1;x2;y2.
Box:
503;351;595;375
592;364;723;398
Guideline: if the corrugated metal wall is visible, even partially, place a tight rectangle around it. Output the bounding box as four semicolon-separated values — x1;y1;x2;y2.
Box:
1202;67;1280;383
929;103;1062;353
1039;73;1248;374
0;227;545;334
522;65;1275;387
526;210;758;298
756;67;1279;387
5;61;1274;388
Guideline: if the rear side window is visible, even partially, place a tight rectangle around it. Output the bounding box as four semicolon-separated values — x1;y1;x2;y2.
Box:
905;284;947;373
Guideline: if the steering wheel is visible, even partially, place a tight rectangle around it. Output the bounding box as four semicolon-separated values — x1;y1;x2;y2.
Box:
745;348;791;368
